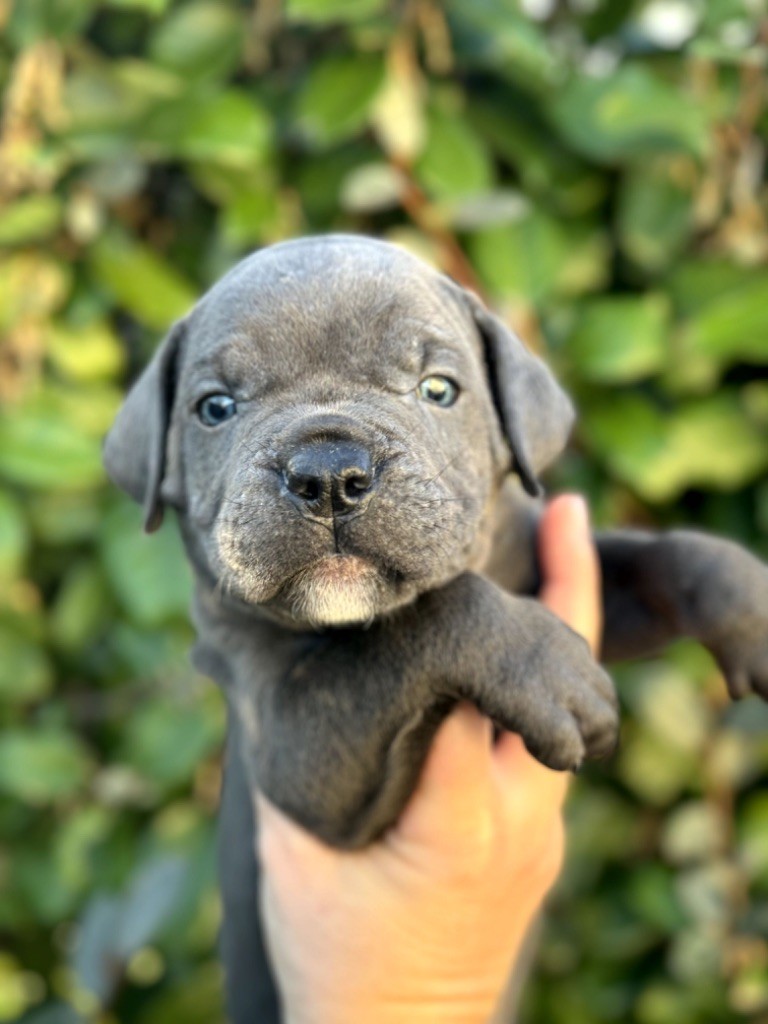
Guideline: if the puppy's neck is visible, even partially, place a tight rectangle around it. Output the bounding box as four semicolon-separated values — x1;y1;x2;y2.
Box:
190;576;316;691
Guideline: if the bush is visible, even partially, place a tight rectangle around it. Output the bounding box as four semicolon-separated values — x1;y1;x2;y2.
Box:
1;2;766;1021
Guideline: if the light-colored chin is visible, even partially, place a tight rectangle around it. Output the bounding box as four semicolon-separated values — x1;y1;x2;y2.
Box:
289;555;382;627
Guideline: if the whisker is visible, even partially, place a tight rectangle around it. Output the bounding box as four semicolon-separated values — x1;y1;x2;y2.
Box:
424;453;463;486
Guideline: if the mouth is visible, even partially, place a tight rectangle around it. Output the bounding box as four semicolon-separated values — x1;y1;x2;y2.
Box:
281;554;384;627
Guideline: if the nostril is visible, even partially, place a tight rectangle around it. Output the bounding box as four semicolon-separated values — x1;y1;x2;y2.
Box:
284;442;374;513
299;477;320;501
343;471;372;500
285;469;322;502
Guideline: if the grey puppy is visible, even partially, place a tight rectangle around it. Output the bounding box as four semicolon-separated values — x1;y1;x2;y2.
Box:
104;235;768;1023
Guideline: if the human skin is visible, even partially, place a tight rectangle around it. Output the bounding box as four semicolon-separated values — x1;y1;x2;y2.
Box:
256;493;602;1024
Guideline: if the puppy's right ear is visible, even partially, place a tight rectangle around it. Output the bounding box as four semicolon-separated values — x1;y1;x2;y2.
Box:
103;318;186;533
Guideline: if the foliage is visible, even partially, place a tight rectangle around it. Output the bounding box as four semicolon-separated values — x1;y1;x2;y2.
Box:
1;1;767;1022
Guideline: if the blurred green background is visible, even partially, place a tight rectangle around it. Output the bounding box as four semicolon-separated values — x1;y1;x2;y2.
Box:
1;0;767;1021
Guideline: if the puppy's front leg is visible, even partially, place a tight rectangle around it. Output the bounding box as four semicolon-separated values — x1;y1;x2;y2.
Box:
254;572;618;848
599;530;768;698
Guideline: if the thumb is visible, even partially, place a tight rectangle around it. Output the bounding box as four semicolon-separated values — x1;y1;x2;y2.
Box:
538;494;602;653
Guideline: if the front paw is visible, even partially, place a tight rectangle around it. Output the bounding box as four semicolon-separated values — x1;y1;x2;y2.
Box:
713;618;768;701
683;538;768;702
488;620;619;773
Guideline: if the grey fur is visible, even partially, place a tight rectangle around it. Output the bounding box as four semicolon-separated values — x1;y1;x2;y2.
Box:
104;235;768;1023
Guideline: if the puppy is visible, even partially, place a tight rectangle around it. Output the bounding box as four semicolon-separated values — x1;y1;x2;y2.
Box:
104;235;768;1023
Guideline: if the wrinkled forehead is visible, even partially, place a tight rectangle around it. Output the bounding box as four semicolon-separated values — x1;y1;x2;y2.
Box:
183;238;478;382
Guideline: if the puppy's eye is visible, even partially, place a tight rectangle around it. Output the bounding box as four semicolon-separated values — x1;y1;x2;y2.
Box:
417;375;459;407
198;394;237;426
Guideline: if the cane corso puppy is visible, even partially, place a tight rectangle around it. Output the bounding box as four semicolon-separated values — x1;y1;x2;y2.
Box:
104;235;768;1022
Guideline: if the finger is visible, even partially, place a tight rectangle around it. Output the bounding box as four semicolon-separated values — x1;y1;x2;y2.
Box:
538;494;602;653
492;734;567;891
393;703;494;851
492;731;569;811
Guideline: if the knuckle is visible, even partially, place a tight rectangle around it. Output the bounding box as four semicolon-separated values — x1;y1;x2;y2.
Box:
445;807;500;883
527;817;566;887
537;818;566;884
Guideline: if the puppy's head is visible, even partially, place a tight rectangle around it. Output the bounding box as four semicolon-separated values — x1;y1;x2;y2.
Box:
104;236;573;628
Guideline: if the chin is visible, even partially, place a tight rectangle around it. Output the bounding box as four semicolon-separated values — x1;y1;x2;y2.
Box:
278;555;413;629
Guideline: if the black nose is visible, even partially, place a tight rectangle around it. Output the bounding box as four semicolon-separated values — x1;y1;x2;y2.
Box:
284;441;374;516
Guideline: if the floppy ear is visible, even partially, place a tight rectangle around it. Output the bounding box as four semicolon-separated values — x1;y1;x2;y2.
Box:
460;290;575;496
103;318;186;533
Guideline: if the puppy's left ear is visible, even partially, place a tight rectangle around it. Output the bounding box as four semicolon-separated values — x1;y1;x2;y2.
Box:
459;289;574;496
103;318;186;533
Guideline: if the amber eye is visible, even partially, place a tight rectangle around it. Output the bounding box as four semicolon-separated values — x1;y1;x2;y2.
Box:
198;394;237;426
417;375;459;407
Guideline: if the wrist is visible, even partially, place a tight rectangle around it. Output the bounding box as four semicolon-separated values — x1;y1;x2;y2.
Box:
286;999;494;1024
280;972;509;1024
277;911;537;1024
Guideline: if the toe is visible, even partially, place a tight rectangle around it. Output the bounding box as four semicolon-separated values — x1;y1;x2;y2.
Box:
519;703;586;773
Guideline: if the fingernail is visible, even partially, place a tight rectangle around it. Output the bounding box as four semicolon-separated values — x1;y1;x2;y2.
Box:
562;494;590;536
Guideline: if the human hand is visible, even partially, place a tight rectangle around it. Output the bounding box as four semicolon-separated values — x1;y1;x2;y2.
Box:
257;494;603;1024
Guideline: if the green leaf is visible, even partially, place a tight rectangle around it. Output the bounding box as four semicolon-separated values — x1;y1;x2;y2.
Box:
446;0;557;90
50;562;110;651
100;500;191;626
291;143;376;220
618;160;695;271
46;319;125;383
286;0;386;23
624;664;712;751
549;65;710;163
0;626;52;703
628;865;685;932
294;54;385;147
116;854;189;954
71;895;123;1004
469;95;605;216
13;846;79;923
89;229;196;330
109;622;190;680
582;391;768;501
0;195;62;246
148;2;244;81
0;407;104;490
618;730;699;805
567;294;669;383
0;491;28;581
662;802;727;864
121;697;223;788
55;806;114;894
105;0;169;10
0;729;91;804
127;964;224;1024
220;182;282;247
0;254;70;332
149;90;272;167
668;258;762;317
470;212;608;303
415;107;493;200
28;491;102;546
0;952;37;1020
739;792;768;883
6;0;99;44
62;61;180;159
140;86;274;167
680;275;768;366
